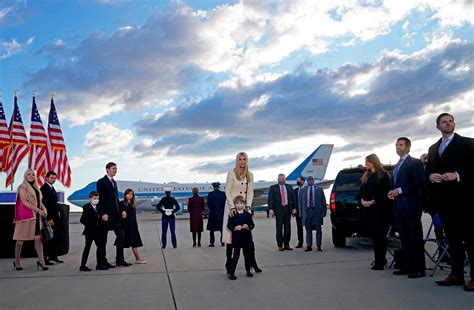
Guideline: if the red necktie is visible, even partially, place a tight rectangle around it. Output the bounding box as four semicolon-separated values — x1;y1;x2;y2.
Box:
280;185;286;208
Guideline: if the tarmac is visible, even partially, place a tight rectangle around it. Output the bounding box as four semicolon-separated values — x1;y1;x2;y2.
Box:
0;212;473;310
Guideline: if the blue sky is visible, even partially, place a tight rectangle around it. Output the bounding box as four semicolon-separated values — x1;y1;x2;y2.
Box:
0;0;473;199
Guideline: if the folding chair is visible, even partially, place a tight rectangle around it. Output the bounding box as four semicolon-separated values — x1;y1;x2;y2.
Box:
423;214;451;277
386;225;401;269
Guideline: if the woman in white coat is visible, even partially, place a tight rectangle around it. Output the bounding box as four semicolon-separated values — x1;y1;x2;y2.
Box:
224;152;262;274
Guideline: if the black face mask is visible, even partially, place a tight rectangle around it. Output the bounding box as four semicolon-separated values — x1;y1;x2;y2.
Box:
296;181;303;187
307;180;315;186
165;192;171;197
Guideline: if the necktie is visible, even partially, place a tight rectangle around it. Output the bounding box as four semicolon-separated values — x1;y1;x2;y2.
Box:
438;139;448;156
393;158;403;183
280;185;286;208
309;186;313;209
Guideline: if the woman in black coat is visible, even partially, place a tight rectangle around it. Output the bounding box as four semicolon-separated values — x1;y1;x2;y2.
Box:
121;189;146;264
356;154;392;270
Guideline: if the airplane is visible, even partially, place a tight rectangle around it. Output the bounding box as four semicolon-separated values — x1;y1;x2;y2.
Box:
68;144;334;212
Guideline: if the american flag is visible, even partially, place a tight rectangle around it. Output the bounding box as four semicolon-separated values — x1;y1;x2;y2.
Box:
0;101;10;171
48;98;71;187
28;97;50;186
5;97;29;188
312;158;323;166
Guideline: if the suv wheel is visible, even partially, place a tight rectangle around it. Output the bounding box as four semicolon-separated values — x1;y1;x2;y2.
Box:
332;227;346;247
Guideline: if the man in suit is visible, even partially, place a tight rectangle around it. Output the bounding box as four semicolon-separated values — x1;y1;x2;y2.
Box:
79;191;101;272
388;137;426;278
426;113;474;291
206;182;226;247
293;176;305;248
298;176;327;252
96;162;130;269
40;171;63;264
268;173;296;251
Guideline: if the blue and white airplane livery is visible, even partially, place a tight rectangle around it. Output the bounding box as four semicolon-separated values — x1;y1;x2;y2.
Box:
68;144;334;211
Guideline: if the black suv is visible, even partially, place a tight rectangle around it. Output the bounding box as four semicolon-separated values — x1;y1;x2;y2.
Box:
329;165;394;247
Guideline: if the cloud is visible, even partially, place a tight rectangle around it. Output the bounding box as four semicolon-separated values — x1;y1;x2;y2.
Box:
134;38;474;157
22;1;473;126
190;152;303;175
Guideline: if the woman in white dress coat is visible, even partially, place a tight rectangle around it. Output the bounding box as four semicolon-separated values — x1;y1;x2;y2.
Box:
224;152;262;274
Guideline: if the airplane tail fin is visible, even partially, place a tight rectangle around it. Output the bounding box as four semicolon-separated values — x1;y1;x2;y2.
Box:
287;144;334;181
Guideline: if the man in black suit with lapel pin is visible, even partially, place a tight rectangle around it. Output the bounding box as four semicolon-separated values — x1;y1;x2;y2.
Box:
426;113;474;291
41;171;63;264
268;173;297;251
388;137;426;279
96;162;130;269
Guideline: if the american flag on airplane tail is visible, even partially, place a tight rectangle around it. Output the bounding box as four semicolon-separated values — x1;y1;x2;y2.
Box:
28;97;49;186
5;97;29;188
312;158;323;166
48;98;71;187
0;101;10;171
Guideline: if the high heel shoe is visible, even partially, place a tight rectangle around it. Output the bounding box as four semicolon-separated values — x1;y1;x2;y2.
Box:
37;261;49;271
192;242;196;247
13;262;23;271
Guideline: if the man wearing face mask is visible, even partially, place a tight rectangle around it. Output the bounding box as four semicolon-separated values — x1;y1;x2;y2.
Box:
79;192;103;271
298;176;327;252
156;188;180;249
268;174;297;251
293;177;305;248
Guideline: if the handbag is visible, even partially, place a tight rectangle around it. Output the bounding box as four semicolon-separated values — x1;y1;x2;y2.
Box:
41;217;54;241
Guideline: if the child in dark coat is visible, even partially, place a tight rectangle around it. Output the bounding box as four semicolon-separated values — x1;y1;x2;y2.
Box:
79;191;102;271
227;195;255;280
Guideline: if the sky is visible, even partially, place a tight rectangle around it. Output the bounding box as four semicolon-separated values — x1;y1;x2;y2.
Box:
0;0;473;203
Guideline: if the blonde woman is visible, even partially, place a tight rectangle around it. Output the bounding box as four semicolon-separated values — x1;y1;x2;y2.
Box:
224;152;261;274
13;169;49;271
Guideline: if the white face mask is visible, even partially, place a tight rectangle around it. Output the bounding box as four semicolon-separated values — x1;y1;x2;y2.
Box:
91;199;99;205
235;203;245;211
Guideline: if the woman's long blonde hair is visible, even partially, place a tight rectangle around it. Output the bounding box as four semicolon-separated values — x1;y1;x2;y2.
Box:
361;154;386;184
233;152;252;182
20;168;41;198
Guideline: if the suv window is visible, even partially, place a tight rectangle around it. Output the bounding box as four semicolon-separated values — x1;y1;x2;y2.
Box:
334;172;362;192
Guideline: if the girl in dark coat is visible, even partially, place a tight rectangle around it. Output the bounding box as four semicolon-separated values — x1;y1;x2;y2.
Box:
121;189;146;264
356;154;392;270
188;187;205;247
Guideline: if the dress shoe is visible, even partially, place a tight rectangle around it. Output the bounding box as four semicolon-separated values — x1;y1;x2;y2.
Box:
192;242;196;247
253;266;263;273
435;275;465;286
371;260;387;270
209;244;215;247
284;246;293;251
227;274;237;280
246;271;254;277
198;242;201;247
44;260;54;266
278;247;284;251
80;265;91;272
317;247;323;252
96;264;109;271
117;261;131;267
408;271;426;279
295;244;303;248
393;268;411;275
463;280;474;291
221;242;225;246
50;258;64;264
106;263;116;268
304;246;312;252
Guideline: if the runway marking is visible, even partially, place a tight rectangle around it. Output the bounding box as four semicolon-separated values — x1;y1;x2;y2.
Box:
156;223;178;310
0;257;370;280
